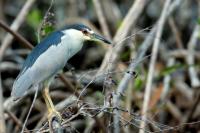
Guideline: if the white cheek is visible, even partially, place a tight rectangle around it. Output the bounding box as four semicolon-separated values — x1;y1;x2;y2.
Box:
62;29;84;41
84;36;90;40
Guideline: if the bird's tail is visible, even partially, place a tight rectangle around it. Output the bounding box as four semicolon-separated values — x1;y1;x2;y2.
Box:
11;72;33;100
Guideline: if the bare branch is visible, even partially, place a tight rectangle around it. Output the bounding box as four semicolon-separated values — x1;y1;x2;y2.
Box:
139;0;172;132
0;74;6;133
186;25;200;88
0;20;33;49
92;0;111;39
98;0;147;73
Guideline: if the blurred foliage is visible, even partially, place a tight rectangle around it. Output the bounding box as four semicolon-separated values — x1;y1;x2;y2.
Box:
120;49;130;61
26;9;42;30
41;25;55;37
134;77;143;91
161;64;186;76
198;18;200;25
93;91;104;105
27;8;55;42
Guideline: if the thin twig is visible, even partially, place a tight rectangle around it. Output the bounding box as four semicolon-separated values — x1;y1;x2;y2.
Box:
186;24;200;88
58;74;79;97
113;41;137;133
0;74;6;133
5;109;30;133
37;0;54;42
111;0;182;131
157;45;176;123
161;57;175;101
21;86;38;133
166;100;183;121
168;17;184;49
92;0;111;39
182;90;200;131
139;0;171;132
98;0;147;73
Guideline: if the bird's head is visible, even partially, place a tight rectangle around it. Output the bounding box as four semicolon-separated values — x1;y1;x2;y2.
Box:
61;24;111;45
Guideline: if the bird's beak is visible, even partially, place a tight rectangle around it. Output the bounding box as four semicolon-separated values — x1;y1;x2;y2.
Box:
91;33;112;44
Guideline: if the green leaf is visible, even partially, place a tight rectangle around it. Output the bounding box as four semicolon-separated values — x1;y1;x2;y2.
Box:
43;25;54;36
26;9;42;29
161;64;186;76
120;49;131;61
198;18;200;25
134;77;143;91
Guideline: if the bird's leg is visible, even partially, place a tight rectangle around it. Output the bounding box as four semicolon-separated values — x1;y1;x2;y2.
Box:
42;86;62;124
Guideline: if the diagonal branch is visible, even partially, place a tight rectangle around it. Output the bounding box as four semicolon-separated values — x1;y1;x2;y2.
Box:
98;0;147;73
139;0;172;132
0;20;33;49
186;24;200;88
92;0;111;39
0;0;36;61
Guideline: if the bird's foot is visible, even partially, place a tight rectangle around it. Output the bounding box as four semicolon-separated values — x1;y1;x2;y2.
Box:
48;109;62;131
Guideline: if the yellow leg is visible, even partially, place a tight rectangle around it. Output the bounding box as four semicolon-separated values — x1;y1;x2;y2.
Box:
42;87;62;124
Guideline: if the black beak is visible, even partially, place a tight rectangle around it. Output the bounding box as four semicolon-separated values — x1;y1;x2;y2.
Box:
93;33;112;44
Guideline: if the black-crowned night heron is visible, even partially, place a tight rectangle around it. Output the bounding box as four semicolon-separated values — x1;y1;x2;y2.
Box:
11;24;111;124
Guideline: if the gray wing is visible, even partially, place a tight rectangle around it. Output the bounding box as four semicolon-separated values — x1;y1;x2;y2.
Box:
11;31;69;100
11;68;35;100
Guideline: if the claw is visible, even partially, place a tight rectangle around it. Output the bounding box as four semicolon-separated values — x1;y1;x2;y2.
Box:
48;110;62;131
48;110;62;123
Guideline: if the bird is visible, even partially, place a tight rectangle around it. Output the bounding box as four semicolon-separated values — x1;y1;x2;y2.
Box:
11;24;111;124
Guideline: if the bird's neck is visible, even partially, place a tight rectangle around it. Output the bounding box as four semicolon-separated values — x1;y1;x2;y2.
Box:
61;34;83;60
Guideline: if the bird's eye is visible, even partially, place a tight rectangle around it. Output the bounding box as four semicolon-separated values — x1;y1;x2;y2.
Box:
82;29;88;35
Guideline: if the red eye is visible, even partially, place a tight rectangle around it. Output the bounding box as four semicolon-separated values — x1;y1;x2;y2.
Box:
82;29;88;35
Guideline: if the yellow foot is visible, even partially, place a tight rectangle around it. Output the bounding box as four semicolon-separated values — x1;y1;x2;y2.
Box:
48;110;62;131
